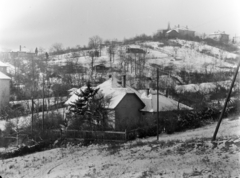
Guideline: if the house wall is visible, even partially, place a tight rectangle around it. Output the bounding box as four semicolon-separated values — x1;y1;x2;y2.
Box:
141;110;190;129
115;94;144;131
220;34;229;43
179;30;195;38
166;31;179;38
141;111;176;126
0;67;7;74
0;79;10;109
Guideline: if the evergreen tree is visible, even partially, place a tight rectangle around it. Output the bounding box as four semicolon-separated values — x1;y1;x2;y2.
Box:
68;82;112;130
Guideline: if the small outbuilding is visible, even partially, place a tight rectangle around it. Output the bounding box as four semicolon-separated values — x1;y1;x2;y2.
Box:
140;90;193;126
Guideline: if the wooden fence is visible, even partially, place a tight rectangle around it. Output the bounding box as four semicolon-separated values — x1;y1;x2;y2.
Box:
51;129;128;142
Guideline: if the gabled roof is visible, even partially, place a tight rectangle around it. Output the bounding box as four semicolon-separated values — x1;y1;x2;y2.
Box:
0;71;11;80
166;29;178;34
140;91;192;112
65;77;144;109
209;31;228;36
174;26;195;32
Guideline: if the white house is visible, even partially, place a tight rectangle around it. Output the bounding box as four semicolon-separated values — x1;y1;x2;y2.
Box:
0;72;11;109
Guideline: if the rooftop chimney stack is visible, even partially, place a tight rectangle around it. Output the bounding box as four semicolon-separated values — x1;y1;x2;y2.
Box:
146;88;150;96
122;74;126;88
20;45;21;52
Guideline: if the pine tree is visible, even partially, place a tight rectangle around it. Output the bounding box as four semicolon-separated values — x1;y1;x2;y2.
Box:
68;82;111;130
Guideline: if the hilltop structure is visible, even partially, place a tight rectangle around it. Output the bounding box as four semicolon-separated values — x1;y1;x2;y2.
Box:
208;31;229;43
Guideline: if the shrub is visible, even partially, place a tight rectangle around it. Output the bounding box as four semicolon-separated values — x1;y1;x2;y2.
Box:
164;117;178;134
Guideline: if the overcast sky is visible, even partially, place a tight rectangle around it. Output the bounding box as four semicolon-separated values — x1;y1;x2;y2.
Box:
0;0;239;52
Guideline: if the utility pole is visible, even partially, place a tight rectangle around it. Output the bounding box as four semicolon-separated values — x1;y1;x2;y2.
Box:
42;52;49;131
31;97;34;134
157;68;159;140
31;54;35;135
42;72;45;131
212;57;240;141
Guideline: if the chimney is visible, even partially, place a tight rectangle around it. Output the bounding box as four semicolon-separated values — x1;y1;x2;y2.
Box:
165;88;169;97
146;77;151;96
20;45;21;52
146;88;150;96
122;75;126;87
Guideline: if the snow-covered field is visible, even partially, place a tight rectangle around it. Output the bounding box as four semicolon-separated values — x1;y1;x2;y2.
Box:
0;117;240;178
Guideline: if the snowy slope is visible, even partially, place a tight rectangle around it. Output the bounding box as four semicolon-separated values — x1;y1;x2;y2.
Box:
48;40;238;75
0;117;239;178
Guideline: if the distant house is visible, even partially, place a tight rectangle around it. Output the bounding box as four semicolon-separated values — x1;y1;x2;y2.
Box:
126;47;147;54
233;36;240;44
174;25;195;38
0;61;8;74
93;64;110;73
166;29;179;38
208;31;229;43
158;24;195;39
0;72;11;109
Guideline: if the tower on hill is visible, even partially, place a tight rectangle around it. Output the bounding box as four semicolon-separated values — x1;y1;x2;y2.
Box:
167;22;171;30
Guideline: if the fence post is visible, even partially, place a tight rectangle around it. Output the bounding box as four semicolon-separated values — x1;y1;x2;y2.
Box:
125;129;127;141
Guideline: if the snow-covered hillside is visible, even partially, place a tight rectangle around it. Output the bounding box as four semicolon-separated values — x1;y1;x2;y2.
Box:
49;40;238;76
0;117;239;178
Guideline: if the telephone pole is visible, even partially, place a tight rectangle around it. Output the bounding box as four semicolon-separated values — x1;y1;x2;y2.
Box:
212;57;240;141
157;68;159;140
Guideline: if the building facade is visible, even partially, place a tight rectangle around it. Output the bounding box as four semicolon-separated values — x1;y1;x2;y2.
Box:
0;72;11;109
208;31;229;43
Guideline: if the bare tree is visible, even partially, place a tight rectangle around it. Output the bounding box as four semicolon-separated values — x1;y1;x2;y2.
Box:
88;36;102;51
50;43;64;54
172;46;179;59
107;41;117;71
88;36;102;80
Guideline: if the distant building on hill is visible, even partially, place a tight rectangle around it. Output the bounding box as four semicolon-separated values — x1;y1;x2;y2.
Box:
232;36;240;44
158;23;195;39
166;29;179;38
208;31;229;43
126;47;147;54
173;25;195;38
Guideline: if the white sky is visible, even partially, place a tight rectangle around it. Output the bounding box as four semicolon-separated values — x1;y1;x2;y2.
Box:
0;0;239;51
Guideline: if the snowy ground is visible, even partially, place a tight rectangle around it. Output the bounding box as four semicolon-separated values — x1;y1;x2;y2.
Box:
0;108;66;131
0;116;240;178
48;40;238;75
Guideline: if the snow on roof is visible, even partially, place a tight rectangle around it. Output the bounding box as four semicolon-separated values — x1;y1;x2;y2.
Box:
140;92;192;112
174;26;194;32
209;31;228;35
0;71;11;80
65;77;142;109
0;61;9;67
166;29;178;34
